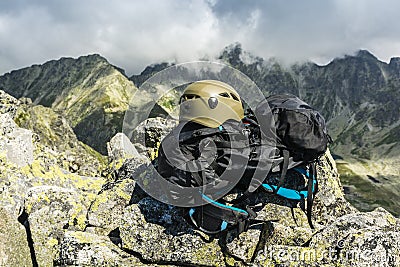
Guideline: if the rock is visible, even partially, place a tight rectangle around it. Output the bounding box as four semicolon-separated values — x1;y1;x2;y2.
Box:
87;156;149;234
0;113;17;136
0;151;32;218
0;163;105;266
0;207;32;267
0;91;109;266
131;117;178;159
252;208;400;267
119;197;226;266
19;97;32;105
0;113;34;167
224;225;268;264
22;186;88;266
5;127;34;167
132;117;178;145
133;142;152;158
107;132;146;162
311;151;357;224
0;89;20;118
87;178;140;236
308;208;400;266
14;104;106;177
55;231;147;266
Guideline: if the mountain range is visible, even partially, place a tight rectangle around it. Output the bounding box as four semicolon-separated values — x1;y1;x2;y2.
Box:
0;44;399;215
0;54;136;154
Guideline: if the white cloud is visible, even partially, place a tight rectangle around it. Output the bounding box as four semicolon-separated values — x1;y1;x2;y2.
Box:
1;0;400;75
0;0;223;75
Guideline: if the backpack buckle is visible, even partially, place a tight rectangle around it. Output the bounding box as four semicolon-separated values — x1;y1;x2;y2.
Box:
241;128;250;137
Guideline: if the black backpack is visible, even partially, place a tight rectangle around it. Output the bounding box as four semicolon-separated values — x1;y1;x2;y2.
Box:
265;94;331;162
159;94;331;234
252;94;332;228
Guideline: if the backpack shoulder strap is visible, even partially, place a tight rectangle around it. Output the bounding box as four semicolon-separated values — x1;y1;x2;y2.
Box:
306;162;318;229
294;162;318;229
273;149;290;194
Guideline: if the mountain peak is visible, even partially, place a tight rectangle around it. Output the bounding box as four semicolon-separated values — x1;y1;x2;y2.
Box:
221;42;243;55
329;50;379;66
62;53;107;61
389;57;400;69
37;54;109;69
140;62;173;76
355;50;378;61
218;43;243;64
218;43;264;66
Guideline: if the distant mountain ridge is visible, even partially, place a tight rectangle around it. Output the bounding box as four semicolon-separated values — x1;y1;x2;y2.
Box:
0;54;137;154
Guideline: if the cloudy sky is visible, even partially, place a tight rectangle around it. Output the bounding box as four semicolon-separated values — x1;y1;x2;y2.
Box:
1;0;400;75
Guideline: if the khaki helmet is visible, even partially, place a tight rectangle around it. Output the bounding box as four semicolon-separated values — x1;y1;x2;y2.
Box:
179;80;244;128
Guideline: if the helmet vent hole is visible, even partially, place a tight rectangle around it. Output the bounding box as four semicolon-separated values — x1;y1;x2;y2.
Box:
219;92;230;98
180;94;199;103
230;93;240;101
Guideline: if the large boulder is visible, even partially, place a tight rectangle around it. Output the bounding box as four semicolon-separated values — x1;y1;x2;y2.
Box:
107;132;146;162
0;113;34;167
0;207;31;267
130;117;178;159
253;208;400;266
0;90;107;266
0;89;20;118
0;91;32;266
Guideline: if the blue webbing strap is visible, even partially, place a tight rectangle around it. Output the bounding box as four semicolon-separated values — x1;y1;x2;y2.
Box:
262;165;318;229
220;221;228;231
201;194;249;215
262;181;317;200
262;166;317;200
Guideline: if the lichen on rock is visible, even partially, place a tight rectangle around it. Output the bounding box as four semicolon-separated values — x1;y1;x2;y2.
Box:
0;89;20;118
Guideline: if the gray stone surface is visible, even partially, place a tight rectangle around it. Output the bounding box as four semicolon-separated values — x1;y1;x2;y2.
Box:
107;132;146;162
0;113;33;167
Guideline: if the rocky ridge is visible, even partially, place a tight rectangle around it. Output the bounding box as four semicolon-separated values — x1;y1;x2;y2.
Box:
1;90;399;266
0;54;137;154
